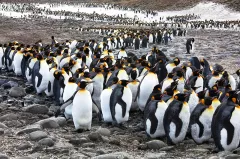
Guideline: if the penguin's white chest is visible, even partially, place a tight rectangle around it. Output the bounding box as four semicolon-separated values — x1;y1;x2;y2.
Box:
101;88;113;122
72;90;92;130
115;87;132;124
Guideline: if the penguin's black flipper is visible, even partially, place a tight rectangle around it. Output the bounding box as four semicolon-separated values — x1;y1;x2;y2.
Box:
36;72;43;87
224;117;235;145
148;101;158;134
134;73;148;102
197;120;205;138
174;117;183;138
60;90;78;110
110;85;124;121
48;81;51;92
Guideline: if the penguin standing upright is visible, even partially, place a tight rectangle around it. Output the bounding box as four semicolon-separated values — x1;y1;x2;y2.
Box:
190;97;214;144
186;38;195;54
0;44;4;70
72;81;93;132
145;94;168;138
127;68;140;111
25;55;38;83
110;80;132;124
45;63;58;97
101;86;113;123
163;93;190;144
137;69;159;111
166;57;180;74
212;91;240;151
63;77;78;119
32;54;50;94
12;47;24;76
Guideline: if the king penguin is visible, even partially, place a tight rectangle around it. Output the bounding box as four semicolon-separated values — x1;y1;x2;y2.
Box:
72;81;93;132
145;94;168;138
190;97;214;144
110;80;132;124
212;91;240;151
163;93;190;145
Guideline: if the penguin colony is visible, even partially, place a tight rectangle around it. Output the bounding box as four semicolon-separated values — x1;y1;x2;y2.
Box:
0;2;240;31
1;35;240;152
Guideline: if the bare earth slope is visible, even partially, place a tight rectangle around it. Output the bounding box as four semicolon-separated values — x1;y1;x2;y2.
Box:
3;0;240;11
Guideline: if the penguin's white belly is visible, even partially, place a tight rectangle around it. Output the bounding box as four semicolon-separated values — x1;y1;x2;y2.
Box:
101;88;113;122
0;51;3;67
63;84;78;101
138;74;158;111
117;70;129;80
127;82;139;111
26;59;37;82
115;87;132;124
195;77;204;93
212;100;221;110
220;107;240;151
72;91;92;130
146;102;168;138
13;54;23;75
186;68;192;81
166;64;175;74
59;58;70;69
228;75;236;90
44;69;56;96
35;62;49;93
177;80;185;93
92;80;104;108
64;103;73;119
169;104;190;144
208;76;220;88
162;79;173;93
188;93;199;113
191;108;214;144
71;63;81;74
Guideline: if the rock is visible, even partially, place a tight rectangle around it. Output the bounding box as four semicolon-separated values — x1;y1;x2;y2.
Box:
0;128;4;135
23;104;49;114
0;113;19;121
36;118;59;129
9;86;26;97
225;154;240;159
17;124;42;135
48;117;66;127
92;152;133;159
0;154;9;159
82;143;96;148
29;131;48;141
88;132;102;141
218;151;233;157
69;137;89;145
146;140;167;150
15;157;34;159
70;154;87;159
96;127;111;136
144;152;166;159
109;138;120;146
2;81;19;89
132;140;139;146
101;136;110;143
233;147;240;154
208;156;218;159
183;139;195;144
17;143;32;150
159;146;174;151
0;123;7;129
38;138;55;147
187;148;209;152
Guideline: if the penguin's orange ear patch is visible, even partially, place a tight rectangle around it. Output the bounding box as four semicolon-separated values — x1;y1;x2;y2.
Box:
158;88;161;91
226;93;230;97
151;96;155;100
174;96;178;100
232;98;237;103
54;71;58;75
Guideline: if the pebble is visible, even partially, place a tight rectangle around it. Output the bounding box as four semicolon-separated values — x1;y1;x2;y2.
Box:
82;143;96;148
88;132;102;141
0;128;4;135
36;118;59;129
187;148;209;152
15;157;34;159
218;151;233;157
23;104;49;114
144;152;166;159
17;143;32;150
159;146;174;151
225;154;240;159
96;127;111;136
0;113;19;121
0;122;7;129
17;124;42;135
29;131;48;141
0;154;9;159
69;137;89;145
9;86;26;97
92;152;133;159
109;138;121;146
146;140;167;150
49;117;67;127
38;138;55;147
